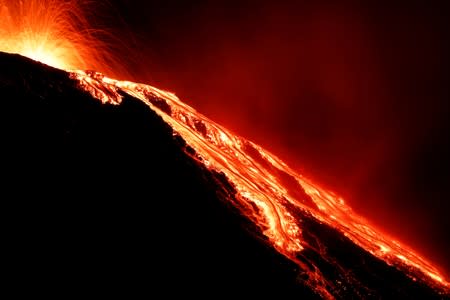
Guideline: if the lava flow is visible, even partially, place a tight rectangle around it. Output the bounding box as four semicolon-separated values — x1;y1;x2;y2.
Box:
70;69;450;298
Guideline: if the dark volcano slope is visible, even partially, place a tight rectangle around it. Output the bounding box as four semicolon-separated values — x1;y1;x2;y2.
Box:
0;52;446;299
0;52;317;298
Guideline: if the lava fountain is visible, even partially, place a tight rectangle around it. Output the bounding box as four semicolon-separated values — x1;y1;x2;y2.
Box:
0;0;115;74
1;1;449;298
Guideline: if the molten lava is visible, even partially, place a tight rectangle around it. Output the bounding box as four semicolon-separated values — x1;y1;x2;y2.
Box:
0;0;114;73
71;70;450;299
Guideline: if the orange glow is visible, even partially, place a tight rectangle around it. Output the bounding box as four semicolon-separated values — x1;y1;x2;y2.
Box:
0;0;113;73
71;70;449;298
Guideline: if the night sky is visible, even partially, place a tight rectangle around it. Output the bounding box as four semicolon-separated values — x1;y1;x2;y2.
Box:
101;1;449;275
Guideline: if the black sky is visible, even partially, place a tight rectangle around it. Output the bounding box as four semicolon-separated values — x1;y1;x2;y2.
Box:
104;0;450;275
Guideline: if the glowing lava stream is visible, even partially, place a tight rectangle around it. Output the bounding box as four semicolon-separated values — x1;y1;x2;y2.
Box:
69;70;450;298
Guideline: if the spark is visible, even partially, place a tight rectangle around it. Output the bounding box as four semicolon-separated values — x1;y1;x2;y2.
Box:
0;0;116;74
